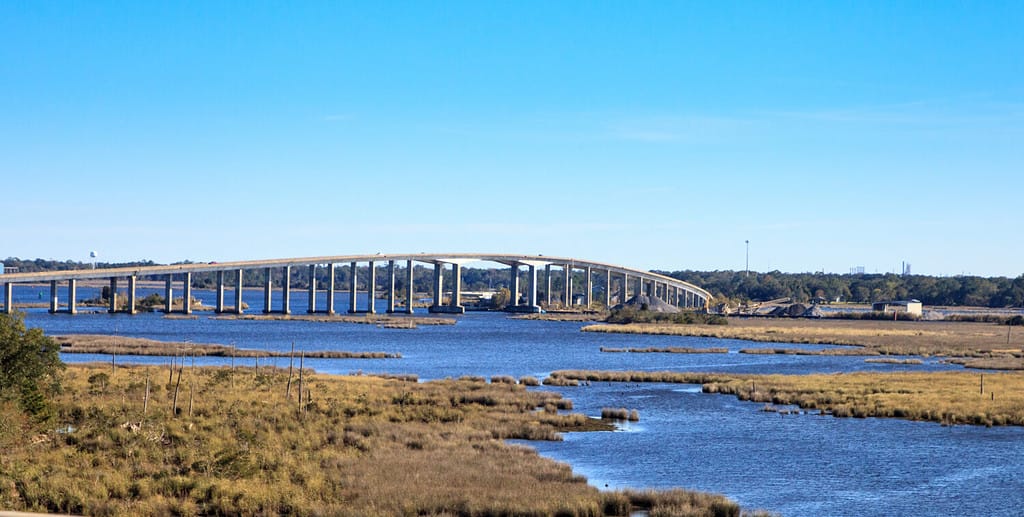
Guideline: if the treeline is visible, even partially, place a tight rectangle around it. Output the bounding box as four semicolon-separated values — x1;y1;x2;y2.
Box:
658;270;1024;308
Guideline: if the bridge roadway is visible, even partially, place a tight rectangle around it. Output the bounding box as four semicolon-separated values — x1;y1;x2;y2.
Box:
0;253;711;315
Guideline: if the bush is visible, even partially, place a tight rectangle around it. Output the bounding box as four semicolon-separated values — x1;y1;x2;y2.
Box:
0;312;64;420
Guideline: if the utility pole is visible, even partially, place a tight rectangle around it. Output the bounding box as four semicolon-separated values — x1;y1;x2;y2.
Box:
745;240;750;278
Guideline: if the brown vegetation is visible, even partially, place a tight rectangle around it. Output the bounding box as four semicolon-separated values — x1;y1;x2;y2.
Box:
582;318;1024;363
601;347;729;354
0;364;758;516
55;334;400;359
546;370;1024;427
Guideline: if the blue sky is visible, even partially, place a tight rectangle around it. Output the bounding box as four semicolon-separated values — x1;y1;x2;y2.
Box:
2;2;1021;276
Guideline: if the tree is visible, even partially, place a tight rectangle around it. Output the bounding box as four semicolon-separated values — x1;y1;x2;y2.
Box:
0;312;64;419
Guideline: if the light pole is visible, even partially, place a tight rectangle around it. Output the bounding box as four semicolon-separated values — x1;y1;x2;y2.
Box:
745;240;749;278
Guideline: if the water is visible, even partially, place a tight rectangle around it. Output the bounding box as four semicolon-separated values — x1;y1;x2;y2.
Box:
18;287;1024;516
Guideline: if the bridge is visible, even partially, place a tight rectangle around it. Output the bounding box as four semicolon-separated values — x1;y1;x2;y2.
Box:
0;253;711;315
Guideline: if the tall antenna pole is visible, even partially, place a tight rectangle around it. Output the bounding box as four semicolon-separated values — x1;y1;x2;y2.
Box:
745;240;749;278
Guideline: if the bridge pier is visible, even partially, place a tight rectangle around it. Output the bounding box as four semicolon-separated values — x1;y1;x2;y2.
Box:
544;264;552;306
308;264;317;313
66;279;77;314
527;264;540;312
508;263;520;310
183;273;192;314
327;263;336;315
48;281;57;313
215;271;225;313
127;275;136;314
368;261;377;314
234;269;244;314
563;264;571;306
605;270;612;307
263;268;273;314
282;266;291;314
584;267;592;309
386;260;396;313
406;260;415;314
348;262;358;313
165;276;173;313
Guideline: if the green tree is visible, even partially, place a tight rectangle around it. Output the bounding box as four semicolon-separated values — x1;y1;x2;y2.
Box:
0;312;64;419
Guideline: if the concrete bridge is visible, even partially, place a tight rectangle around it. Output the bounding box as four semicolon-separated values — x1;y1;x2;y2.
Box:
0;253;711;316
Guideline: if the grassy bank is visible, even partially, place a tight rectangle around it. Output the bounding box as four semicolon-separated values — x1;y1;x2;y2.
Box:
0;364;758;517
601;347;729;354
55;334;400;359
546;370;1024;427
582;318;1024;361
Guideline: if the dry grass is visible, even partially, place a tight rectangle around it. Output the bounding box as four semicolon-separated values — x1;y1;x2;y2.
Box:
547;370;1024;427
601;347;729;354
583;318;1024;361
0;364;753;516
55;334;400;359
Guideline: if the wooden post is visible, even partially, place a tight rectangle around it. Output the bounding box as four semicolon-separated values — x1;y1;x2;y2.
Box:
298;352;305;415
143;375;150;415
188;382;194;417
172;356;183;416
286;342;295;401
980;374;984;394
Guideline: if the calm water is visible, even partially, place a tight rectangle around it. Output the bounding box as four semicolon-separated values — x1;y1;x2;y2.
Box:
18;285;1024;516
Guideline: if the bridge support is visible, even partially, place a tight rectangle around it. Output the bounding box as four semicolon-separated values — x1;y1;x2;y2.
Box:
2;283;11;314
508;263;520;310
406;260;415;314
327;263;336;315
527;264;540;312
65;279;76;314
308;264;317;313
48;281;57;313
215;271;225;313
348;262;358;313
563;264;572;306
605;270;612;307
544;265;552;306
165;276;174;313
386;260;396;313
368;261;377;314
109;278;117;313
264;268;273;314
127;275;136;314
282;266;291;314
183;273;192;314
234;269;244;314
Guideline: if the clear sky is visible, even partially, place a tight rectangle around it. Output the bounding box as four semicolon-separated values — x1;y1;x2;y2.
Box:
2;2;1021;277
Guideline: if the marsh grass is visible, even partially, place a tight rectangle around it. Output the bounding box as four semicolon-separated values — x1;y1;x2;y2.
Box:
547;370;1024;427
601;347;729;354
582;318;1024;364
56;334;399;358
1;364;753;516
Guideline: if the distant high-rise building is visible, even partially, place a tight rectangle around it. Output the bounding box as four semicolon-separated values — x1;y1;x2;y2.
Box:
850;266;865;275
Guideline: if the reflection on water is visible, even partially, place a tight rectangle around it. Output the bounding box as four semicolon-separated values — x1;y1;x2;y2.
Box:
18;289;1024;517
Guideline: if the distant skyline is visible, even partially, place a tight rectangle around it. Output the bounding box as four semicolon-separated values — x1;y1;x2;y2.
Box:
2;2;1021;277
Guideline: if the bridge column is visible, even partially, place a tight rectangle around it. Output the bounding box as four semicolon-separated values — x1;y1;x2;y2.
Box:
263;268;273;314
215;271;225;313
307;264;317;313
234;269;244;314
450;263;462;310
67;279;77;314
544;265;552;306
282;266;291;314
527;264;539;311
348;262;358;313
622;273;629;303
584;267;592;309
431;263;443;311
405;260;414;314
509;263;520;309
327;263;336;315
49;280;58;313
109;278;118;313
127;275;137;314
368;261;377;314
183;273;192;314
2;283;11;314
605;270;611;308
164;276;173;313
563;264;572;306
386;260;396;313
